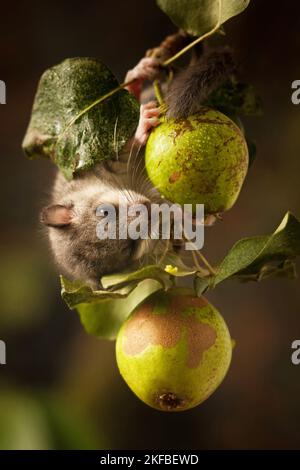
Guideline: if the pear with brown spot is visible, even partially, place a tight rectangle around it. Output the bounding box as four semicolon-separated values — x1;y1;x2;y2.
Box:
116;288;233;411
145;108;249;214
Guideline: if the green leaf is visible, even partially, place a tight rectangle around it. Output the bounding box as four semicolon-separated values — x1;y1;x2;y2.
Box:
157;0;250;37
77;279;163;340
60;265;174;309
22;58;139;179
194;212;300;296
214;212;300;286
101;264;174;290
61;276;137;310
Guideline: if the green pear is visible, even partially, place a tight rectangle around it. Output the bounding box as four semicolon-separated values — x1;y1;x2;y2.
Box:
145;107;248;214
116;288;232;411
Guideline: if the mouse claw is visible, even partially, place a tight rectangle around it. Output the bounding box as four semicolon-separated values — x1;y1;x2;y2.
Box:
126;58;161;82
125;58;161;100
134;102;161;146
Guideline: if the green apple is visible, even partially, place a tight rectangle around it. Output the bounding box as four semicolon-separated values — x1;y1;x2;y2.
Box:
145;107;249;214
116;288;232;411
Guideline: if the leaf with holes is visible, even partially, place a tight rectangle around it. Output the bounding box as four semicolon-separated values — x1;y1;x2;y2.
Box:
23;58;139;179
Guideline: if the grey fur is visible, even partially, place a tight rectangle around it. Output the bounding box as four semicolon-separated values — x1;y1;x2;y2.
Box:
166;48;236;119
43;160;160;288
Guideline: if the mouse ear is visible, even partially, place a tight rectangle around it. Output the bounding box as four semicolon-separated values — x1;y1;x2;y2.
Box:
40;204;73;227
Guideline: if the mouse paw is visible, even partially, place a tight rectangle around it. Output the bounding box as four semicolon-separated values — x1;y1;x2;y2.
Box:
126;57;161;83
134;101;160;146
125;58;161;99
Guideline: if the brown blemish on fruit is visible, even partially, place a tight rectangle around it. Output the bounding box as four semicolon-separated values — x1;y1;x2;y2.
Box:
123;303;182;356
156;392;186;411
193;116;226;126
192;112;239;131
222;136;235;147
123;295;216;368
169;171;181;183
180;119;194;132
170;296;216;368
169;119;195;145
168;129;180;145
185;316;217;368
170;295;208;311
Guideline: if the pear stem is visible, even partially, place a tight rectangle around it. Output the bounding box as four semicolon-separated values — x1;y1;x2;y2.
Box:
196;251;216;275
153;79;165;107
192;251;208;276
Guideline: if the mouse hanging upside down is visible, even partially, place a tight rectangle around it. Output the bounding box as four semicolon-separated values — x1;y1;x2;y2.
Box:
41;49;234;287
41;58;163;288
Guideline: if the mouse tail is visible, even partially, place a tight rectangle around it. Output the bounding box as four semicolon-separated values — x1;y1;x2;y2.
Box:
165;48;236;119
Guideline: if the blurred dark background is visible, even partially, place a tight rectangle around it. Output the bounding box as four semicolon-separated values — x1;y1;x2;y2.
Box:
0;0;300;450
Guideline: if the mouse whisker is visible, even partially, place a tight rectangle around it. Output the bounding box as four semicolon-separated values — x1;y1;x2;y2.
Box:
113;116;119;160
127;140;139;175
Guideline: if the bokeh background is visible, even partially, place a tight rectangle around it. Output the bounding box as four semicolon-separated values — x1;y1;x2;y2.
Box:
0;0;300;450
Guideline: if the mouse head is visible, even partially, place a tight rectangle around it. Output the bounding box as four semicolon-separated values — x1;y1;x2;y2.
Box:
40;185;156;287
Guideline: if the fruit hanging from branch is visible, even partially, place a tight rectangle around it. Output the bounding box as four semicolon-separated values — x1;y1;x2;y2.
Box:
23;0;300;414
145;107;249;214
116;289;232;411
